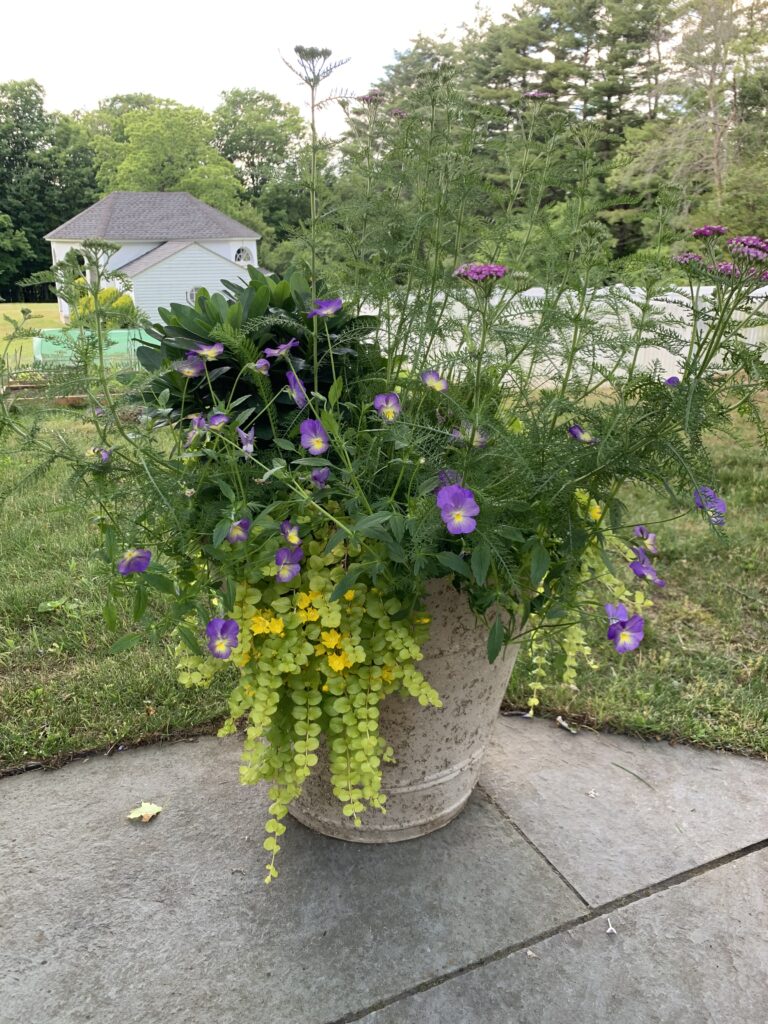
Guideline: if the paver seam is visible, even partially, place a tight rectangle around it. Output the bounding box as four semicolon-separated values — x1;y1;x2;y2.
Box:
475;783;591;907
321;834;768;1024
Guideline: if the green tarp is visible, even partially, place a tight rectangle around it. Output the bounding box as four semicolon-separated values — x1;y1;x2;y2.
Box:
33;328;155;365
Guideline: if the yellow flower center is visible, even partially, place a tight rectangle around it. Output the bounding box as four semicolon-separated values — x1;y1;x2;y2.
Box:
310;438;325;452
343;589;356;601
383;407;395;420
452;511;465;523
286;527;300;544
214;639;229;654
619;631;631;645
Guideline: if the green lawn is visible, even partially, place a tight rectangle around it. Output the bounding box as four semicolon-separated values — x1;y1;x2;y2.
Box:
0;412;232;772
0;411;766;773
1;302;61;365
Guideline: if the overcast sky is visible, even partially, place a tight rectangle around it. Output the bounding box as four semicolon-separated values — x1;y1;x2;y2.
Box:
4;0;512;135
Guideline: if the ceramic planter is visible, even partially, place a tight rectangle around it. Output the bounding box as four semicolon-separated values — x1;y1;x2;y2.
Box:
289;578;519;842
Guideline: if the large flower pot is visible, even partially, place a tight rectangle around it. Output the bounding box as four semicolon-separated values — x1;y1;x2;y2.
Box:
289;578;519;842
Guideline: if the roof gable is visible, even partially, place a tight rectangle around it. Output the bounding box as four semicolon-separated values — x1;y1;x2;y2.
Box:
45;191;261;242
121;241;246;277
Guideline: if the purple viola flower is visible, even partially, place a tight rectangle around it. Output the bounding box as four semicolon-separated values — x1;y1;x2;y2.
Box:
286;370;308;409
693;486;726;527
280;520;301;546
421;370;448;392
299;419;330;455
191;342;224;361
264;339;299;359
117;548;152;576
307;298;343;318
604;602;629;624
373;393;401;421
175;353;205;378
629;546;666;587
275;545;303;583
692;225;727;238
189;413;207;431
87;446;111;463
451;422;489;448
206;618;239;659
607;614;644;653
254;358;270;375
311;466;330;489
236;426;255;454
568;423;599;444
436;484;480;535
453;263;508;283
634;525;659;555
227;518;251;544
665;375;681;387
207;412;230;429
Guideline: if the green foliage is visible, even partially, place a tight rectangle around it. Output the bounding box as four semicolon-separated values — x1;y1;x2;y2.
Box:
136;266;382;441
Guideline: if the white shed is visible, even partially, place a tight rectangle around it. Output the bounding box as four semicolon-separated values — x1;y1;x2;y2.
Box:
44;191;262;323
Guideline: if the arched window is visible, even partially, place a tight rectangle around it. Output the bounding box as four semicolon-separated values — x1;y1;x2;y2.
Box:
187;287;199;305
234;246;253;264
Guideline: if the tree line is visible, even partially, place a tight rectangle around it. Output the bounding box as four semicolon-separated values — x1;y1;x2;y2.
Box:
1;0;766;300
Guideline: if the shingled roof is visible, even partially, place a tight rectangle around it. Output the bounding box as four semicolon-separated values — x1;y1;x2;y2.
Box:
45;192;261;241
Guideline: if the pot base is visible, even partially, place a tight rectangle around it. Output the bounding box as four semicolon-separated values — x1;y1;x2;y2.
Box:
288;791;470;844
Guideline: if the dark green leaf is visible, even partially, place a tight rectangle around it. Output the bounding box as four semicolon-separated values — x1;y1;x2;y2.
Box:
436;551;472;578
177;623;202;656
487;615;505;664
470;543;492;586
109;633;143;655
330;566;366;602
530;542;551;588
132;586;147;621
213;519;232;547
143;571;177;596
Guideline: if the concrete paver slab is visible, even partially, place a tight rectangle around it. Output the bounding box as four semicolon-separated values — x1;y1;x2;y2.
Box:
361;848;768;1024
481;716;768;904
0;735;583;1024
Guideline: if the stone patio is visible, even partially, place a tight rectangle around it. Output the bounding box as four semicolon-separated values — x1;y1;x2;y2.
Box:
1;716;766;1024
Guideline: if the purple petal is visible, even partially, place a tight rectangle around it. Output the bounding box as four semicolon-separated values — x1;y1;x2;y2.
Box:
117;548;152;575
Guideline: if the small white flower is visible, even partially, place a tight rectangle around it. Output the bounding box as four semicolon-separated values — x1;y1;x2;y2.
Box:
184;488;195;497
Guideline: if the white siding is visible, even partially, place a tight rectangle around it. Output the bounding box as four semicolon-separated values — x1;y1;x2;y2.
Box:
131;244;248;323
204;238;259;265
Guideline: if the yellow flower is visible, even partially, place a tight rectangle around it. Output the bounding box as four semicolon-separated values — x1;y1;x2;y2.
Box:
343;589;356;601
251;614;272;635
327;651;353;672
268;617;285;635
314;643;326;656
296;592;312;609
298;607;320;623
321;683;330;692
588;502;602;522
320;628;342;649
414;615;431;624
